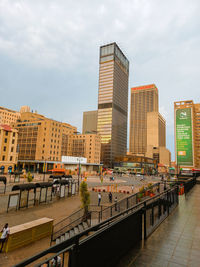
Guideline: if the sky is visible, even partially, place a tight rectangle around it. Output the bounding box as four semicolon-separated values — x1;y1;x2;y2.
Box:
1;0;200;160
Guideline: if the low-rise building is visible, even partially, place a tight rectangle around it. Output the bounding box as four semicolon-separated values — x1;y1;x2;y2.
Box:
67;133;101;164
0;106;21;125
0;124;18;173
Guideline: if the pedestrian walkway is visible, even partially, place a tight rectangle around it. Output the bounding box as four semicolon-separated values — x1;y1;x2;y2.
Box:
118;185;200;267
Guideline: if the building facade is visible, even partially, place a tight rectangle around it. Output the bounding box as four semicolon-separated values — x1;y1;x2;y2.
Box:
129;84;158;155
14;112;77;171
0;106;20;125
82;110;98;134
68;134;101;164
97;42;129;167
0;124;18;173
174;100;200;169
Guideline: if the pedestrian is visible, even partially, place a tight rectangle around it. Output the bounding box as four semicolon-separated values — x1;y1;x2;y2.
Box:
108;192;112;203
131;185;134;193
98;192;102;206
51;255;61;267
114;196;118;211
0;223;10;253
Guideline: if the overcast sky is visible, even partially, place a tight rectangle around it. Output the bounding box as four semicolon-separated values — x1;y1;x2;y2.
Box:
1;0;200;160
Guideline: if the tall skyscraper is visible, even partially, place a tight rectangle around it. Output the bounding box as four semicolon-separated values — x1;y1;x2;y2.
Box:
97;42;129;167
174;100;200;169
129;84;158;155
82;110;98;134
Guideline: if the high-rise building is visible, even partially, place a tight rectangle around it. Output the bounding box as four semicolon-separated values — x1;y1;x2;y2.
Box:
82;110;98;134
146;112;166;148
97;42;129;167
129;84;158;155
174;100;200;169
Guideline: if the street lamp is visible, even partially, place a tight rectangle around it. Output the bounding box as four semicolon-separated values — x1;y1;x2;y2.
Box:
77;157;81;190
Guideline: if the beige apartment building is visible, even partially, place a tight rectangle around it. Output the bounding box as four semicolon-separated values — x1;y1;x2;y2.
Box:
14;111;101;172
68;134;101;164
129;84;158;155
0;106;21;125
0;124;18;173
97;42;129;167
174;100;200;169
14;111;77;172
82;110;98;134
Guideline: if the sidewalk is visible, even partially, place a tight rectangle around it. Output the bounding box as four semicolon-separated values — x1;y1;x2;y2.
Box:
118;185;200;267
0;195;81;267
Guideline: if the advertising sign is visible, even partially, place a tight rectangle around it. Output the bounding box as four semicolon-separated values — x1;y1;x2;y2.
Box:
176;108;193;166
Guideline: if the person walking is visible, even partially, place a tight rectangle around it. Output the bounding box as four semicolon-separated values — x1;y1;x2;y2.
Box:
108;192;112;203
0;223;10;253
131;185;134;193
98;192;102;206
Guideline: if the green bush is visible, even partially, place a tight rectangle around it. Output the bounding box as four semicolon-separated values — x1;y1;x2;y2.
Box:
80;181;90;215
27;172;33;182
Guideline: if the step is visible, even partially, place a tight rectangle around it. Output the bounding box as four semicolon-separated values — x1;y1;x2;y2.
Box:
60;235;65;242
69;229;75;237
65;232;70;240
74;227;79;235
56;238;60;244
82;221;89;230
78;224;84;232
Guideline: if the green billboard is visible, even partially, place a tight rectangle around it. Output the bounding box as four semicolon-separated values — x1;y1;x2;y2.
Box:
176;108;193;166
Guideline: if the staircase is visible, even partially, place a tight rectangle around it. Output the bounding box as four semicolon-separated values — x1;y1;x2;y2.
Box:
51;183;163;245
55;219;91;244
52;210;92;244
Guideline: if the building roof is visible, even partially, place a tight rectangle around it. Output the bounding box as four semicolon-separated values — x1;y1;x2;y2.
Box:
0;124;13;132
131;84;157;91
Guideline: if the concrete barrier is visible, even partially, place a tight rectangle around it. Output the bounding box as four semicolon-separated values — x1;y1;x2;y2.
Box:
1;217;53;252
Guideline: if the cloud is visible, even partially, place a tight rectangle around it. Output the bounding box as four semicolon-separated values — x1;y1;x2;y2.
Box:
0;0;200;159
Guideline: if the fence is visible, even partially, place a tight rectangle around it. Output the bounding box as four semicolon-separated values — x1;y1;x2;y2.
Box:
51;183;162;241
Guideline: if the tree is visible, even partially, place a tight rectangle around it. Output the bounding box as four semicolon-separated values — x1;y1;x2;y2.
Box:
80;181;90;216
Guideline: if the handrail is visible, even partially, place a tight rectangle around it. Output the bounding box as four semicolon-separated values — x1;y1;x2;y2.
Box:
14;185;178;267
52;182;161;241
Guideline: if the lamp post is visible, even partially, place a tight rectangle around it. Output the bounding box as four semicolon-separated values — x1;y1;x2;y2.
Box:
77;157;81;190
43;158;50;182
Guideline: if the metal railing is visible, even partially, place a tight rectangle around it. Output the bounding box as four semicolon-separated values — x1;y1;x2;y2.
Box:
14;185;179;267
51;183;162;241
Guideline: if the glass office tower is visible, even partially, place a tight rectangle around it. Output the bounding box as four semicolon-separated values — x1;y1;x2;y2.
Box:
97;43;129;167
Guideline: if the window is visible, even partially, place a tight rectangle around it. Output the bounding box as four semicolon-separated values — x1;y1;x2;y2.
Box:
12;139;15;144
5;131;8;136
10;156;13;161
43;138;45;142
11;147;14;152
13;132;15;137
3;146;6;152
2;155;5;161
4;138;7;143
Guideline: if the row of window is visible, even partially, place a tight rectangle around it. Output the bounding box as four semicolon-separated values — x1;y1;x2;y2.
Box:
3;138;15;144
2;155;13;161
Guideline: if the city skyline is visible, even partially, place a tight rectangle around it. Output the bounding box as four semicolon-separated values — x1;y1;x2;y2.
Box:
1;1;200;160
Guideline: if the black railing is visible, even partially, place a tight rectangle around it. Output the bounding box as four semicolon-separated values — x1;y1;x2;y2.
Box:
51;182;163;242
14;185;179;267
